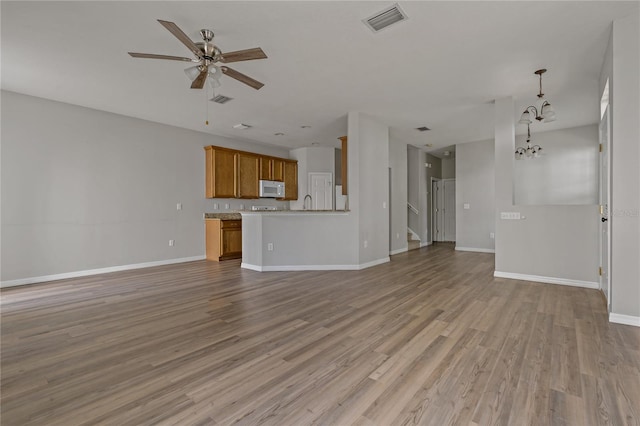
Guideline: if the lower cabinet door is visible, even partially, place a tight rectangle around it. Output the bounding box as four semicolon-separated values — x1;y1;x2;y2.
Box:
221;228;242;258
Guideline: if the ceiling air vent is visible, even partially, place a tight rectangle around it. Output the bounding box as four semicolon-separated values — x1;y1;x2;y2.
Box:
211;95;233;104
363;3;408;33
416;126;431;132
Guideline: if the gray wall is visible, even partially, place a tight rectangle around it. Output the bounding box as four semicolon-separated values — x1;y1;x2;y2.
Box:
442;157;456;179
348;112;390;265
1;91;288;283
407;145;420;236
455;139;495;251
389;130;408;254
601;14;640;319
494;97;599;284
514;125;599;205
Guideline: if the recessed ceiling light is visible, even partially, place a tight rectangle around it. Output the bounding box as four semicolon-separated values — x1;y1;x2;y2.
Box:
233;123;251;130
274;132;285;136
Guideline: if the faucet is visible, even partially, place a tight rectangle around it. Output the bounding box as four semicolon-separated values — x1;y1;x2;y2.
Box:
303;194;312;210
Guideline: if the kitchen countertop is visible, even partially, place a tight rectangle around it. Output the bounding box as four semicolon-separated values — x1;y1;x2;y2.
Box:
204;213;242;220
240;210;350;215
206;210;350;220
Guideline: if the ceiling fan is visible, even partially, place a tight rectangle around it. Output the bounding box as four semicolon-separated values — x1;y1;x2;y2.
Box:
129;19;267;90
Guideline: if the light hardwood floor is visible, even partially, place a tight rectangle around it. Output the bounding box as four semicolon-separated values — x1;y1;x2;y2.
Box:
1;244;639;425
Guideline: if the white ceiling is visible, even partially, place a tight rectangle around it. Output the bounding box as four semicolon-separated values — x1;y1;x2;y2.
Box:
2;1;636;151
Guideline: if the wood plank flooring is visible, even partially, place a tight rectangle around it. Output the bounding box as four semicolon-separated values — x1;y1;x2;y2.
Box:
1;243;639;425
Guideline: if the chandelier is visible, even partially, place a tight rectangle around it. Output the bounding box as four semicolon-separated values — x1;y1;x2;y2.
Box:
518;69;556;124
515;123;542;160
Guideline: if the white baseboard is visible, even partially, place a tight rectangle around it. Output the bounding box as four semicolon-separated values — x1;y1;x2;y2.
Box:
609;313;640;327
493;271;599;289
241;257;391;272
390;247;408;255
455;247;495;253
420;241;432;248
1;256;206;288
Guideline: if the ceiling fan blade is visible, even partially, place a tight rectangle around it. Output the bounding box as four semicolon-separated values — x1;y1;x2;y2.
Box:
220;47;268;63
221;66;264;90
128;52;195;62
157;19;202;59
191;70;208;89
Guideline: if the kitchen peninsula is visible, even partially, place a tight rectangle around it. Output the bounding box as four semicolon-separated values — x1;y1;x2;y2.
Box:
241;210;366;271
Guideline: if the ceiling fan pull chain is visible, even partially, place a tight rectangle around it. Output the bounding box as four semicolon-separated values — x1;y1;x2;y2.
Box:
205;84;210;125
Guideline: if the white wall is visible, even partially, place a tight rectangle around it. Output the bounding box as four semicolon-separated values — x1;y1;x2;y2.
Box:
389;130;408;254
514;125;599;205
289;146;335;210
603;14;640;320
494;97;598;285
456;139;495;252
1;91;288;284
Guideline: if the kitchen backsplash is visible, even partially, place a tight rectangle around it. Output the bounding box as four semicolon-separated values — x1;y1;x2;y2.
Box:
203;198;290;212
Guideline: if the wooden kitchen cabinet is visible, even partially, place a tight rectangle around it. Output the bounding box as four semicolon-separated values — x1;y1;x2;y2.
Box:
206;219;242;261
205;145;296;200
205;146;236;198
339;136;348;195
259;156;285;182
281;160;298;200
236;152;260;199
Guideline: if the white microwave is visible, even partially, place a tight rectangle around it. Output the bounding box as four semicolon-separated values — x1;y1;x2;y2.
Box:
259;180;285;198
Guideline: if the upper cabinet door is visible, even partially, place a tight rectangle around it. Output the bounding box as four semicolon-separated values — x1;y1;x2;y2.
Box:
272;158;284;182
205;146;236;198
236;152;260;199
339;136;348;195
259;156;272;180
281;160;298;200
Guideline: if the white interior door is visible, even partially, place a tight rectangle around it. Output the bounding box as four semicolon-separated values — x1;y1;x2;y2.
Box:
434;180;445;242
309;173;333;210
599;106;611;311
443;179;456;241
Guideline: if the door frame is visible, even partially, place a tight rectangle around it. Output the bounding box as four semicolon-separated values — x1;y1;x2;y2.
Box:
430;177;441;244
599;105;612;311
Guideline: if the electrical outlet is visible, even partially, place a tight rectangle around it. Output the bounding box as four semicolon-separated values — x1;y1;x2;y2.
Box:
464;203;470;210
176;203;182;210
363;240;368;248
490;232;495;239
267;243;274;251
240;204;244;210
225;203;230;210
382;201;387;209
213;203;219;210
169;239;174;246
396;233;400;239
500;212;521;220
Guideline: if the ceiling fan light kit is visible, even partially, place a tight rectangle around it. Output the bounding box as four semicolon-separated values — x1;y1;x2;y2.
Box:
516;68;556;160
